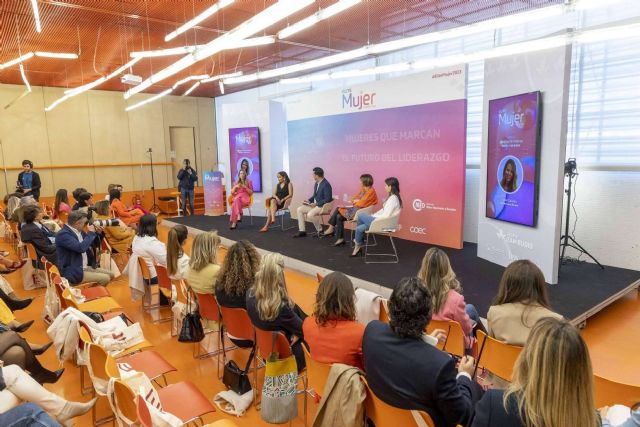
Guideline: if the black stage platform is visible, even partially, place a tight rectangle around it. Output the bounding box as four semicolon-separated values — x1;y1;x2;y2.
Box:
167;214;640;324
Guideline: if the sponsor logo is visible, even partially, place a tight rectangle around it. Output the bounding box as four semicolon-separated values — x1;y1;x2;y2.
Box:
342;88;376;110
412;199;427;212
204;175;220;182
409;226;427;235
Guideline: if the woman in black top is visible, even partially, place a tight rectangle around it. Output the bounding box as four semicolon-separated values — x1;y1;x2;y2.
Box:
215;240;261;309
246;253;307;371
17;160;42;201
260;171;294;232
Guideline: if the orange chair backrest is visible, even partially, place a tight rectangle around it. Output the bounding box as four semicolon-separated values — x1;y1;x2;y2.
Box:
136;395;153;427
218;306;255;342
426;319;465;357
136;257;152;282
25;243;38;261
303;345;333;398
78;323;93;350
52;276;69;309
193;292;220;322
88;343;111;383
113;379;139;424
58;211;69;224
362;378;435;427
475;331;523;382
154;264;173;291
593;374;640;407
379;299;390;324
254;328;292;360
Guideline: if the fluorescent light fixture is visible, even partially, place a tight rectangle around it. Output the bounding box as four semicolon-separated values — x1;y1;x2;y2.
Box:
30;0;42;33
19;64;32;92
0;52;35;69
126;0;313;99
130;45;203;58
106;57;142;80
165;0;235;42
125;89;173;112
183;82;201;96
226;36;276;49
34;51;78;59
64;77;107;95
278;0;362;39
200;71;243;83
45;95;71;112
219;81;225;94
172;74;210;89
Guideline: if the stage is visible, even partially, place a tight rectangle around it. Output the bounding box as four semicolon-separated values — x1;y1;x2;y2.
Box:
166;214;640;326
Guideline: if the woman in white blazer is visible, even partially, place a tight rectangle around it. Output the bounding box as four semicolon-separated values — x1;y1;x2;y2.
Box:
351;177;402;257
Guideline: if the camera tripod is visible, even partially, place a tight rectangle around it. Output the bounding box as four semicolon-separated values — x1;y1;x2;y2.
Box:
147;148;161;213
559;171;603;270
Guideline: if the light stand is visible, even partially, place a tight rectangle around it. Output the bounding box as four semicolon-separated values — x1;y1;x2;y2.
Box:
559;158;603;269
146;148;161;213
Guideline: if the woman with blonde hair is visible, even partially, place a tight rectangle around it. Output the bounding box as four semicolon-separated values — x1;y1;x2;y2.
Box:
186;231;221;295
166;225;189;280
471;317;600;427
246;253;308;371
418;247;481;350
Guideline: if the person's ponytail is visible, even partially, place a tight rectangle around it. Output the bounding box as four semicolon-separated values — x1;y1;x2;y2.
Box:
166;228;180;276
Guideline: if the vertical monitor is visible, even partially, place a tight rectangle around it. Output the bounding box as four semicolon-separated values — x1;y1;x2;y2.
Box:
229;127;262;193
485;91;542;227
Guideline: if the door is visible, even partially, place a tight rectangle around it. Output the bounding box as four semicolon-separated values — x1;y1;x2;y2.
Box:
169;127;197;187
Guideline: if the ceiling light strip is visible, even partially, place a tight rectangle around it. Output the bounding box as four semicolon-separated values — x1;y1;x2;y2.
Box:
34;51;78;59
172;74;210;89
19;64;32;92
131;46;203;58
0;52;35;69
165;0;236;42
278;0;362;39
200;71;243;83
125;89;173;112
183;82;201;96
125;0;314;99
30;0;42;33
226;36;276;49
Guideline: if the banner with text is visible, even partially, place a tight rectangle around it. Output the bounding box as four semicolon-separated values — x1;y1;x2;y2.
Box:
286;67;467;248
203;171;225;216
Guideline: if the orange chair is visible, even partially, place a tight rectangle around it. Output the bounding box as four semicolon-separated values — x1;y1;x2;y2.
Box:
42;256;111;301
474;331;523;382
192;289;224;359
426;319;466;358
58;211;69;224
55;276;123;314
379;298;390;323
79;322;152;360
218;306;257;384
152;264;174;323
362;377;435;427
302;345;333;424
253;328;295;407
137;257;161;314
136;395;153;427
593;374;640;407
86;343;116;425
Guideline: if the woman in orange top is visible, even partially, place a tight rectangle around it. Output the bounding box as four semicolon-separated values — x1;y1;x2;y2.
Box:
302;271;365;370
109;188;144;226
323;173;378;247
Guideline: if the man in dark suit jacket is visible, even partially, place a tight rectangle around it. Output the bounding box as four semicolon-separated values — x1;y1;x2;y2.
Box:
55;211;113;286
363;277;483;427
293;167;333;237
20;205;58;266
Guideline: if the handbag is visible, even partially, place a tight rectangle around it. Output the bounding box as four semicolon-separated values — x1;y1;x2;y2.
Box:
178;292;204;343
260;333;298;424
222;359;253;395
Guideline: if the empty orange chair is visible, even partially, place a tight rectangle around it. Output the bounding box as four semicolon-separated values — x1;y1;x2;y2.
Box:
474;330;523;382
42;256;111;301
379;298;390;323
426;319;466;358
362;377;435;427
302;345;333;424
593;374;640;407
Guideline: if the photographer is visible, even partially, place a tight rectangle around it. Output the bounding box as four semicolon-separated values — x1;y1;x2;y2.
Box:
177;159;197;216
16;160;42;201
55;211;114;286
94;200;134;254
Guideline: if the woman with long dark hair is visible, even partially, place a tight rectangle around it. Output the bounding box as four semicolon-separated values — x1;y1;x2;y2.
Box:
500;159;518;192
166;224;189;280
351;177;402;257
53;189;71;219
260;171;294;232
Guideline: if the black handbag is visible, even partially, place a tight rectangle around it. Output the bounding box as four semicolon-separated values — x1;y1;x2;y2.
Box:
178;294;205;343
83;311;104;323
223;359;253;395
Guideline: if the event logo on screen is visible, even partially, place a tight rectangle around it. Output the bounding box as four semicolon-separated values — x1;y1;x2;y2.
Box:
485;91;541;227
228;127;262;193
342;88;376;110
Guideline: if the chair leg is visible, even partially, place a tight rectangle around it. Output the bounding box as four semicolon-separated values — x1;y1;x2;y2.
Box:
365;234;399;264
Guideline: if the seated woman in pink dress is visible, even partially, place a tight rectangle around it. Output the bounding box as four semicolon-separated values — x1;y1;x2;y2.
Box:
229;170;253;230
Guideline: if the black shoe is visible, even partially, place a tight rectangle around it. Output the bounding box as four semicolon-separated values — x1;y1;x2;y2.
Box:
292;231;307;238
7;297;33;311
32;342;53;356
36;368;65;385
13;320;34;333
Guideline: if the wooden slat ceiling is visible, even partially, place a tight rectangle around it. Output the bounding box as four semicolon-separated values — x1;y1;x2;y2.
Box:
0;0;562;98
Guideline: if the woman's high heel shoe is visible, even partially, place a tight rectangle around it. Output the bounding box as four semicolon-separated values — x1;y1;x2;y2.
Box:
350;246;363;257
259;226;268;232
334;240;346;247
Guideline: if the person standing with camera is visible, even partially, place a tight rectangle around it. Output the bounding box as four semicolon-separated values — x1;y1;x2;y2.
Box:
177;159;198;216
16;160;42;201
55;211;114;286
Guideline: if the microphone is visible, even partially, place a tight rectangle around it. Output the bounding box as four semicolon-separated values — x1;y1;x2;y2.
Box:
147;148;152;153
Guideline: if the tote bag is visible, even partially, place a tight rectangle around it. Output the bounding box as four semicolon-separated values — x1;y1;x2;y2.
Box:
260;333;298;424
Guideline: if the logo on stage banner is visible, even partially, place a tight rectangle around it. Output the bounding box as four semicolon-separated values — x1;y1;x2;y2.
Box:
203;171;225;216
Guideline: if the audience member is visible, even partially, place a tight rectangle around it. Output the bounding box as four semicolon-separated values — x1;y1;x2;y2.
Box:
418;247;480;349
177;159;198;216
110;189;144;226
303;272;365;370
131;214;168;304
351;177;401;257
16;160;42;201
70;188;87;211
487;260;562;346
293;167;332;238
55;211;114;286
166;225;189;280
20;205;58;265
470;318;599;427
363;276;481;427
75;192;94;215
324;174;378;246
53;189;71;219
229;170;253;230
104;184;123;202
186;231;221;294
93;200;134;254
246;253;308;371
0;299;35;332
4;195;21;220
10;196;37;224
0;287;32;312
0;364;96;425
260;171;294;232
215;240;260;309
